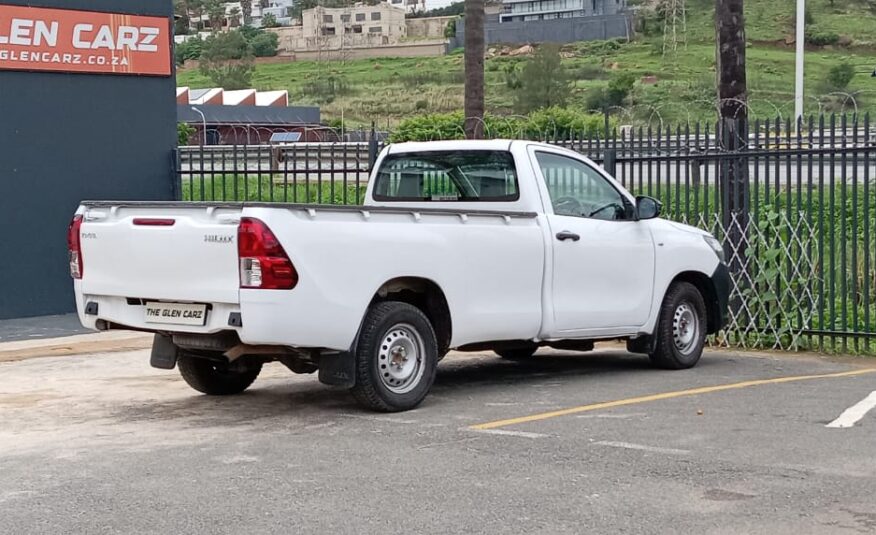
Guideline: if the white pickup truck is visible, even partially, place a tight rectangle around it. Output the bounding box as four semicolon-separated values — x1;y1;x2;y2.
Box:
69;140;729;412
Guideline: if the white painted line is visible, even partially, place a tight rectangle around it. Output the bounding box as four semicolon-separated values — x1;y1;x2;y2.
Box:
826;391;876;429
575;413;647;420
593;441;690;456
469;428;549;439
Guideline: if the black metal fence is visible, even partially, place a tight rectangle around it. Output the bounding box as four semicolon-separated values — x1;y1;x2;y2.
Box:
177;114;876;354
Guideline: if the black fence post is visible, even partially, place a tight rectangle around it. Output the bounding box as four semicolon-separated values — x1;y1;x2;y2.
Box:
368;122;378;171
603;148;617;177
171;148;182;201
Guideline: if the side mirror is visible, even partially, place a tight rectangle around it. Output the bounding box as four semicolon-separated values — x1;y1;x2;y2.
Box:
636;196;662;220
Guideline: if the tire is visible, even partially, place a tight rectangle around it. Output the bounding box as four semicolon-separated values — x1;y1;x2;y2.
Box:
495;345;538;360
350;301;438;412
177;353;262;395
649;281;707;370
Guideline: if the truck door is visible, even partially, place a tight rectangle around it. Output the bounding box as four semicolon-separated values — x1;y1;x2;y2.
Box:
530;148;656;334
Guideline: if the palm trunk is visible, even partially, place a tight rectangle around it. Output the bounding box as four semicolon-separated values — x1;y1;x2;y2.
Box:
463;0;485;140
241;0;253;26
715;0;749;283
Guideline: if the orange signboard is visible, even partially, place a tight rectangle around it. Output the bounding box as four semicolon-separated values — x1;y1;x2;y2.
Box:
0;5;172;76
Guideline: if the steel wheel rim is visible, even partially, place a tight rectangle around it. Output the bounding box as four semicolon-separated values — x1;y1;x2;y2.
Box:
672;302;699;355
378;323;425;394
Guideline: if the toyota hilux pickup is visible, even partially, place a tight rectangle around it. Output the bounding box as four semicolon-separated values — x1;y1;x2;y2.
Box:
69;140;729;412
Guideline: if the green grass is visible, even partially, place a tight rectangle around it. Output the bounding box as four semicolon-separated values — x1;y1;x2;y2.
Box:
181;175;367;204
177;0;876;127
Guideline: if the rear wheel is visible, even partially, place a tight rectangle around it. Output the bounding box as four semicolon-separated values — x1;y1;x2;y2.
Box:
177;353;262;395
495;345;538;360
650;282;707;370
350;302;438;412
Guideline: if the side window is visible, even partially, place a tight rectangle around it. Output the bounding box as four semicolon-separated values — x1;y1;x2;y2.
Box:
535;152;627;220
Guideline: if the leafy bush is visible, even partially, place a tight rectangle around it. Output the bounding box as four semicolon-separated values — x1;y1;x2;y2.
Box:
389;108;615;142
513;44;571;113
826;62;855;91
250;30;279;57
444;19;456;38
199;30;255;89
805;28;840;46
175;36;203;66
585;72;636;111
177;122;196;145
261;12;279;28
524;107;611;140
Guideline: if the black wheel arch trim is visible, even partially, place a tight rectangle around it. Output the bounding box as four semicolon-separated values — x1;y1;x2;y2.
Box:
709;262;731;334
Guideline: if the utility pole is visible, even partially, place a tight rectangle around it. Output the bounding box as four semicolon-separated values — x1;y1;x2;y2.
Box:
795;0;805;123
463;0;485;140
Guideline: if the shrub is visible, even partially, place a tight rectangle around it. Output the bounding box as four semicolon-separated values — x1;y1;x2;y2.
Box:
444;19;456;38
174;36;203;66
199;31;255;89
250;31;279;57
261;12;279;28
389;108;615;142
585;72;636;111
513;44;571;113
177;122;196;145
826;62;855;91
805;28;840;46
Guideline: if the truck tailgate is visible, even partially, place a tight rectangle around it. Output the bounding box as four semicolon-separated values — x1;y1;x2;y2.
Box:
79;205;242;304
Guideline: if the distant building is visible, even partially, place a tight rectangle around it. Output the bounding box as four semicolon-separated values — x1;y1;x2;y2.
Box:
454;0;631;46
270;4;449;59
177;87;325;145
386;0;427;14
499;0;627;23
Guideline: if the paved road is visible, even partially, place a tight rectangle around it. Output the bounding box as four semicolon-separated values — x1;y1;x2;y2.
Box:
2;347;876;534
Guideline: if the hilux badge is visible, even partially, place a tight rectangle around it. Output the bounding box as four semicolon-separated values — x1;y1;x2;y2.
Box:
204;235;233;243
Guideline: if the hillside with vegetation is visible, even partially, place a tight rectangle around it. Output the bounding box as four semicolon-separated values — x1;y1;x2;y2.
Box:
177;0;876;127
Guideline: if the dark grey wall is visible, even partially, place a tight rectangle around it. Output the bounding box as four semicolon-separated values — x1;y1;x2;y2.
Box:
453;13;632;49
0;0;177;319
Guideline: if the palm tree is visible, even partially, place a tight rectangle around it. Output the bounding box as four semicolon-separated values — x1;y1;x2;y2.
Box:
463;0;485;140
204;0;226;31
715;0;748;273
240;0;253;26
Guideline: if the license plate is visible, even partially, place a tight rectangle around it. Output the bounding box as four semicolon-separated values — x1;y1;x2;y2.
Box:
144;302;208;326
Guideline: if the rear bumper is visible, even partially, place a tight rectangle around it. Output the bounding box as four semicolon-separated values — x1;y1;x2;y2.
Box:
709;263;731;332
76;293;242;336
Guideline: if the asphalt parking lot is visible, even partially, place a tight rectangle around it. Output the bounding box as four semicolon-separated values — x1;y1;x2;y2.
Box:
2;346;876;534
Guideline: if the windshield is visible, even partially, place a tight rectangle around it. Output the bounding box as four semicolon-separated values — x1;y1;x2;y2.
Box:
372;150;519;202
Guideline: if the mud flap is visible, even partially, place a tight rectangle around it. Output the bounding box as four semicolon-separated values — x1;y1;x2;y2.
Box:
150;334;179;370
318;352;355;388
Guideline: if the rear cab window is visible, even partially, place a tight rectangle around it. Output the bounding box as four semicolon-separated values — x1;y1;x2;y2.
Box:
373;151;519;202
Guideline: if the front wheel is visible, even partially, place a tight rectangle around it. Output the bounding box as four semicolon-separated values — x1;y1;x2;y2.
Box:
650;282;707;370
178;353;262;395
350;301;438;412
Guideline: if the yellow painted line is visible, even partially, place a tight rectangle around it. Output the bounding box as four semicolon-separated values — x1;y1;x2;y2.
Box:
470;368;876;431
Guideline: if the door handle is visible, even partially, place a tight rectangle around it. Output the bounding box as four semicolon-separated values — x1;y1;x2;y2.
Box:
556;231;580;242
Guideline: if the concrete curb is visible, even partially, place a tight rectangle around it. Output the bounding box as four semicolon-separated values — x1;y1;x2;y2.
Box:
0;331;153;363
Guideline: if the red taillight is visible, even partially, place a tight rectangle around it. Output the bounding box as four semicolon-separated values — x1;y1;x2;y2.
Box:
67;215;83;279
133;218;175;226
238;217;298;290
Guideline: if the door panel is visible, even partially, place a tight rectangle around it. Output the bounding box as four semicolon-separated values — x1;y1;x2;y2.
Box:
530;148;656;333
548;215;655;332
